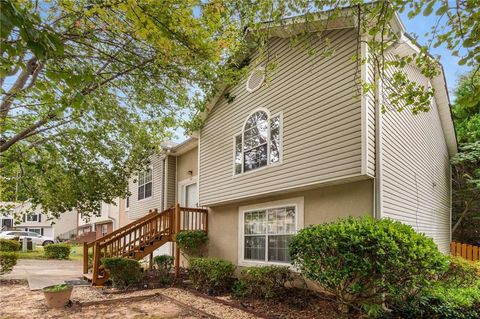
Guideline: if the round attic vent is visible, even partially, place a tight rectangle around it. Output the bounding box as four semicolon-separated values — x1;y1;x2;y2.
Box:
246;67;265;92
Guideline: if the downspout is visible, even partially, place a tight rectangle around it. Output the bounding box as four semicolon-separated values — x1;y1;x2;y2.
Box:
374;67;383;219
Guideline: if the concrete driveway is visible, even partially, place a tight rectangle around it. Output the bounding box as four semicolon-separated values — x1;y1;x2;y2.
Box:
1;259;83;290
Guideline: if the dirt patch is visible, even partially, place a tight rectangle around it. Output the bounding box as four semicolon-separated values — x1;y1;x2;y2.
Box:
0;283;197;319
0;282;260;319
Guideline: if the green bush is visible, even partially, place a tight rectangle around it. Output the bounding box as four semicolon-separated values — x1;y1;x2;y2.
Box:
175;230;208;257
289;217;448;316
235;266;291;299
0;239;21;252
44;243;71;259
153;254;174;284
440;257;480;288
188;257;235;293
393;282;480;319
232;279;249;298
0;251;18;274
102;257;143;289
392;257;480;318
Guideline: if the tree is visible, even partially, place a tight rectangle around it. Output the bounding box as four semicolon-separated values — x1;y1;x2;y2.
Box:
1;0;477;216
451;70;480;243
0;0;239;215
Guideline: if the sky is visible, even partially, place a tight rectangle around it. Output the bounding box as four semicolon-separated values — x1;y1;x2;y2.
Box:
398;11;471;101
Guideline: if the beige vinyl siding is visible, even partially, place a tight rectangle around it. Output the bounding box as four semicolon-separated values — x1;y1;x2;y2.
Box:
200;28;363;206
166;155;177;207
128;155;164;220
381;59;451;253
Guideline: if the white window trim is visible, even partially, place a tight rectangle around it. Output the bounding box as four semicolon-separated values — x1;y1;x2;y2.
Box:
238;197;304;267
177;176;198;207
233;109;283;177
137;166;153;201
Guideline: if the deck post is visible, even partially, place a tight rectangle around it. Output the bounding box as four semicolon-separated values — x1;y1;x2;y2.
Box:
83;241;88;274
174;203;181;278
149;252;154;270
92;242;100;285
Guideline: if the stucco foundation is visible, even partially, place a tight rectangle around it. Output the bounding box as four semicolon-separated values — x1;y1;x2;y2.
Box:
206;179;374;265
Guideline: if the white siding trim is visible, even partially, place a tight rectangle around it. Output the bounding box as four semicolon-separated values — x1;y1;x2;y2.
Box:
197;134;201;207
360;38;368;176
237;197;304;267
163;157;168;211
374;70;383;219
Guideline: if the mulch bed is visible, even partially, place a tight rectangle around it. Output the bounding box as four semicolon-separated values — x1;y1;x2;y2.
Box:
172;274;350;319
98;269;356;319
227;288;345;319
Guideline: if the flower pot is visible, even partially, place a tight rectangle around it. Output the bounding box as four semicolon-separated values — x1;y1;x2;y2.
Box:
43;284;73;308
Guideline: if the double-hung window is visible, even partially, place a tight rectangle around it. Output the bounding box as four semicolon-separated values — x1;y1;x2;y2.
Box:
235;109;282;174
138;169;152;200
240;198;303;265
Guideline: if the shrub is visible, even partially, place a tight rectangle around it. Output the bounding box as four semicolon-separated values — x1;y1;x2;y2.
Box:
188;257;235;293
0;239;21;252
393;282;480;319
392;257;480;318
102;257;143;289
44;243;71;259
232;279;249;298
153;254;174;284
289;217;448;316
440;257;480;288
0;251;18;274
175;230;208;257
235;266;291;299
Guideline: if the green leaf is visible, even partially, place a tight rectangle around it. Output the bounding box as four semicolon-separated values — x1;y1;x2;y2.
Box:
423;2;434;16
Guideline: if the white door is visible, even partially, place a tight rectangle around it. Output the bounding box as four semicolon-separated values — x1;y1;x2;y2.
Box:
184;183;198;207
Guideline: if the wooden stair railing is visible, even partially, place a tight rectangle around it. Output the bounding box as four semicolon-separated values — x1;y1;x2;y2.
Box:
83;204;208;286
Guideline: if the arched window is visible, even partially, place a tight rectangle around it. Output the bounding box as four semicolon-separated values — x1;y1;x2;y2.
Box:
234;110;282;174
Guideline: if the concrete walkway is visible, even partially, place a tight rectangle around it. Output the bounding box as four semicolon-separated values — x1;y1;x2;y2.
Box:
1;259;83;290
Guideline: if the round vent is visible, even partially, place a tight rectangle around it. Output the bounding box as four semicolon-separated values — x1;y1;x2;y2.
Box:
246;67;265;92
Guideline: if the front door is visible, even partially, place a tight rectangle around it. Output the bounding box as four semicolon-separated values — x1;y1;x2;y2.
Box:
184;183;198;207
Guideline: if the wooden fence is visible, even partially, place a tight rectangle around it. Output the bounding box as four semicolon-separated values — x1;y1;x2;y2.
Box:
451;241;480;262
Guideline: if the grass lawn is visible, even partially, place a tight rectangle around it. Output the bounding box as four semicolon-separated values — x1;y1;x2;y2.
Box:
16;244;83;261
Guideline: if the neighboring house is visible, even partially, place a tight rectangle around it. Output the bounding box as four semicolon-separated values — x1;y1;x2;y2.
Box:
114;11;456;268
77;199;121;240
0;202;77;239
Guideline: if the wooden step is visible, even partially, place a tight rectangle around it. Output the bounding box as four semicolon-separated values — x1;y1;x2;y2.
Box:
83;273;93;282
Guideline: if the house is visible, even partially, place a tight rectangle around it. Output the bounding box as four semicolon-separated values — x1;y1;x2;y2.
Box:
77;199;121;240
87;9;456;282
0;202;77;240
124;138;199;256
